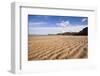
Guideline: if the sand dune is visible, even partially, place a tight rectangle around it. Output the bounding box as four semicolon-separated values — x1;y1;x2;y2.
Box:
28;35;88;60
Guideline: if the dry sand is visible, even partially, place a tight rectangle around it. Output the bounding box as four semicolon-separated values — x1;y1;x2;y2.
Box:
28;35;88;60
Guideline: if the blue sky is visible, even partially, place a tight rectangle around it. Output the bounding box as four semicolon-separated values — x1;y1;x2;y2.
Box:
28;15;88;35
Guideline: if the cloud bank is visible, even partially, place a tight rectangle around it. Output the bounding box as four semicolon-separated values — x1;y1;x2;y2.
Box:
29;25;87;35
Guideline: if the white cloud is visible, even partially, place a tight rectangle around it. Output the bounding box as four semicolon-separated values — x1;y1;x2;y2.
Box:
56;20;70;27
29;21;47;27
81;18;87;22
29;27;62;35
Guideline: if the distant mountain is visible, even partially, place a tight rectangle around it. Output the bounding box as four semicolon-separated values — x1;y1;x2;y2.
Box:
78;27;88;35
57;27;88;36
